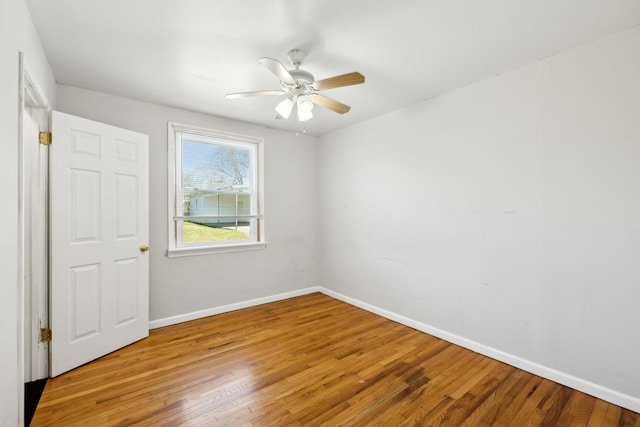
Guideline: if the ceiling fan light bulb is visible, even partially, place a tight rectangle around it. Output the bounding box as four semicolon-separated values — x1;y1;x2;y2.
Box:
298;109;313;122
275;98;293;119
298;97;314;113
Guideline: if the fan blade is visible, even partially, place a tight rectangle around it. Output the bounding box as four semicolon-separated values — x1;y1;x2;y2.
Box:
259;57;296;85
311;95;351;114
225;90;286;99
314;72;365;91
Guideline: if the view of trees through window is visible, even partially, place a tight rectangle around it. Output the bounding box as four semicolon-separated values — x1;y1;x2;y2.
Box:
182;140;250;190
181;139;252;243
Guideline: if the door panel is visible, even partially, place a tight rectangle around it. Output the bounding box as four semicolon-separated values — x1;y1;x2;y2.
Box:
50;111;149;377
114;257;140;326
70;264;101;341
70;169;100;241
114;174;138;238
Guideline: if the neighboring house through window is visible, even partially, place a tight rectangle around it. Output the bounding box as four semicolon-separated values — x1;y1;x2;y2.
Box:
168;122;265;257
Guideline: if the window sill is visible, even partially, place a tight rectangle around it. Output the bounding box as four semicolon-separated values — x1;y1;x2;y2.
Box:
167;242;267;258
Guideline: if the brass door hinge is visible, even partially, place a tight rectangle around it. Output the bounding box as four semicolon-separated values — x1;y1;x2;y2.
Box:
40;327;52;342
39;131;52;145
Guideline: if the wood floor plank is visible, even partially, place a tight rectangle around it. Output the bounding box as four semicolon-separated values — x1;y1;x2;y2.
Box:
513;380;563;426
430;363;516;426
588;399;614;426
31;293;639;426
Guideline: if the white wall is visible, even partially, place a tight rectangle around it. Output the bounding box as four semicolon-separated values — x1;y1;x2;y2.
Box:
57;86;319;322
0;0;56;425
319;27;640;410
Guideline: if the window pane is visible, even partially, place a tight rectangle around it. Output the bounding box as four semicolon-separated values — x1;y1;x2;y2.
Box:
182;140;251;194
181;221;250;244
181;139;253;244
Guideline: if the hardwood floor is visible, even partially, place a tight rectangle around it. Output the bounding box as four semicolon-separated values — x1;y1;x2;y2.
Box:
32;293;639;426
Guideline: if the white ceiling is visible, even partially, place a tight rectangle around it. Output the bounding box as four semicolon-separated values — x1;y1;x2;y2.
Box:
26;0;640;136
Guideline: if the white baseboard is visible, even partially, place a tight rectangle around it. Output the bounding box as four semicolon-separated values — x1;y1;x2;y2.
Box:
149;286;322;329
320;288;640;414
149;285;640;413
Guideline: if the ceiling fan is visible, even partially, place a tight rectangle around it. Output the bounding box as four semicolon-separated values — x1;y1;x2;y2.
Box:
226;49;365;122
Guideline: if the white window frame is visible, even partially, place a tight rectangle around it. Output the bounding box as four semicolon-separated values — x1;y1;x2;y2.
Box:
167;122;265;257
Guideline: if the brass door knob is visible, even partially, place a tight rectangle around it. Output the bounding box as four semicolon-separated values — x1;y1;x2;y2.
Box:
140;245;150;252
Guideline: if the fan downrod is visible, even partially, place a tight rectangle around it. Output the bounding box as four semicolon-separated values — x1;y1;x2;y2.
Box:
287;49;307;69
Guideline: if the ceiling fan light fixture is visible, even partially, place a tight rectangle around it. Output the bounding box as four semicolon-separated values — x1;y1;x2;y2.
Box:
297;96;314;122
298;109;313;122
275;97;293;119
297;96;314;113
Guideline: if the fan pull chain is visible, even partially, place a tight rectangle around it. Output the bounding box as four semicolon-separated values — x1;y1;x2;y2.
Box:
295;113;307;136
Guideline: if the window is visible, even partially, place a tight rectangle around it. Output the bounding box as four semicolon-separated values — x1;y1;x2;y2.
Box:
168;122;265;257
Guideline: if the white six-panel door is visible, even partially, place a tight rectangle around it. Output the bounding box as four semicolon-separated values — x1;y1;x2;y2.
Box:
50;111;149;377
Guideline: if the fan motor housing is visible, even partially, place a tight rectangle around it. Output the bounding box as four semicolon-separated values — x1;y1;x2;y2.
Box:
289;69;314;84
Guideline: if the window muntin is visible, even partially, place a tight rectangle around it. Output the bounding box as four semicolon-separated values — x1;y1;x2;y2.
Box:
168;123;264;256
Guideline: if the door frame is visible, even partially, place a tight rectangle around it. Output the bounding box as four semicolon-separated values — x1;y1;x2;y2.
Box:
18;52;51;392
